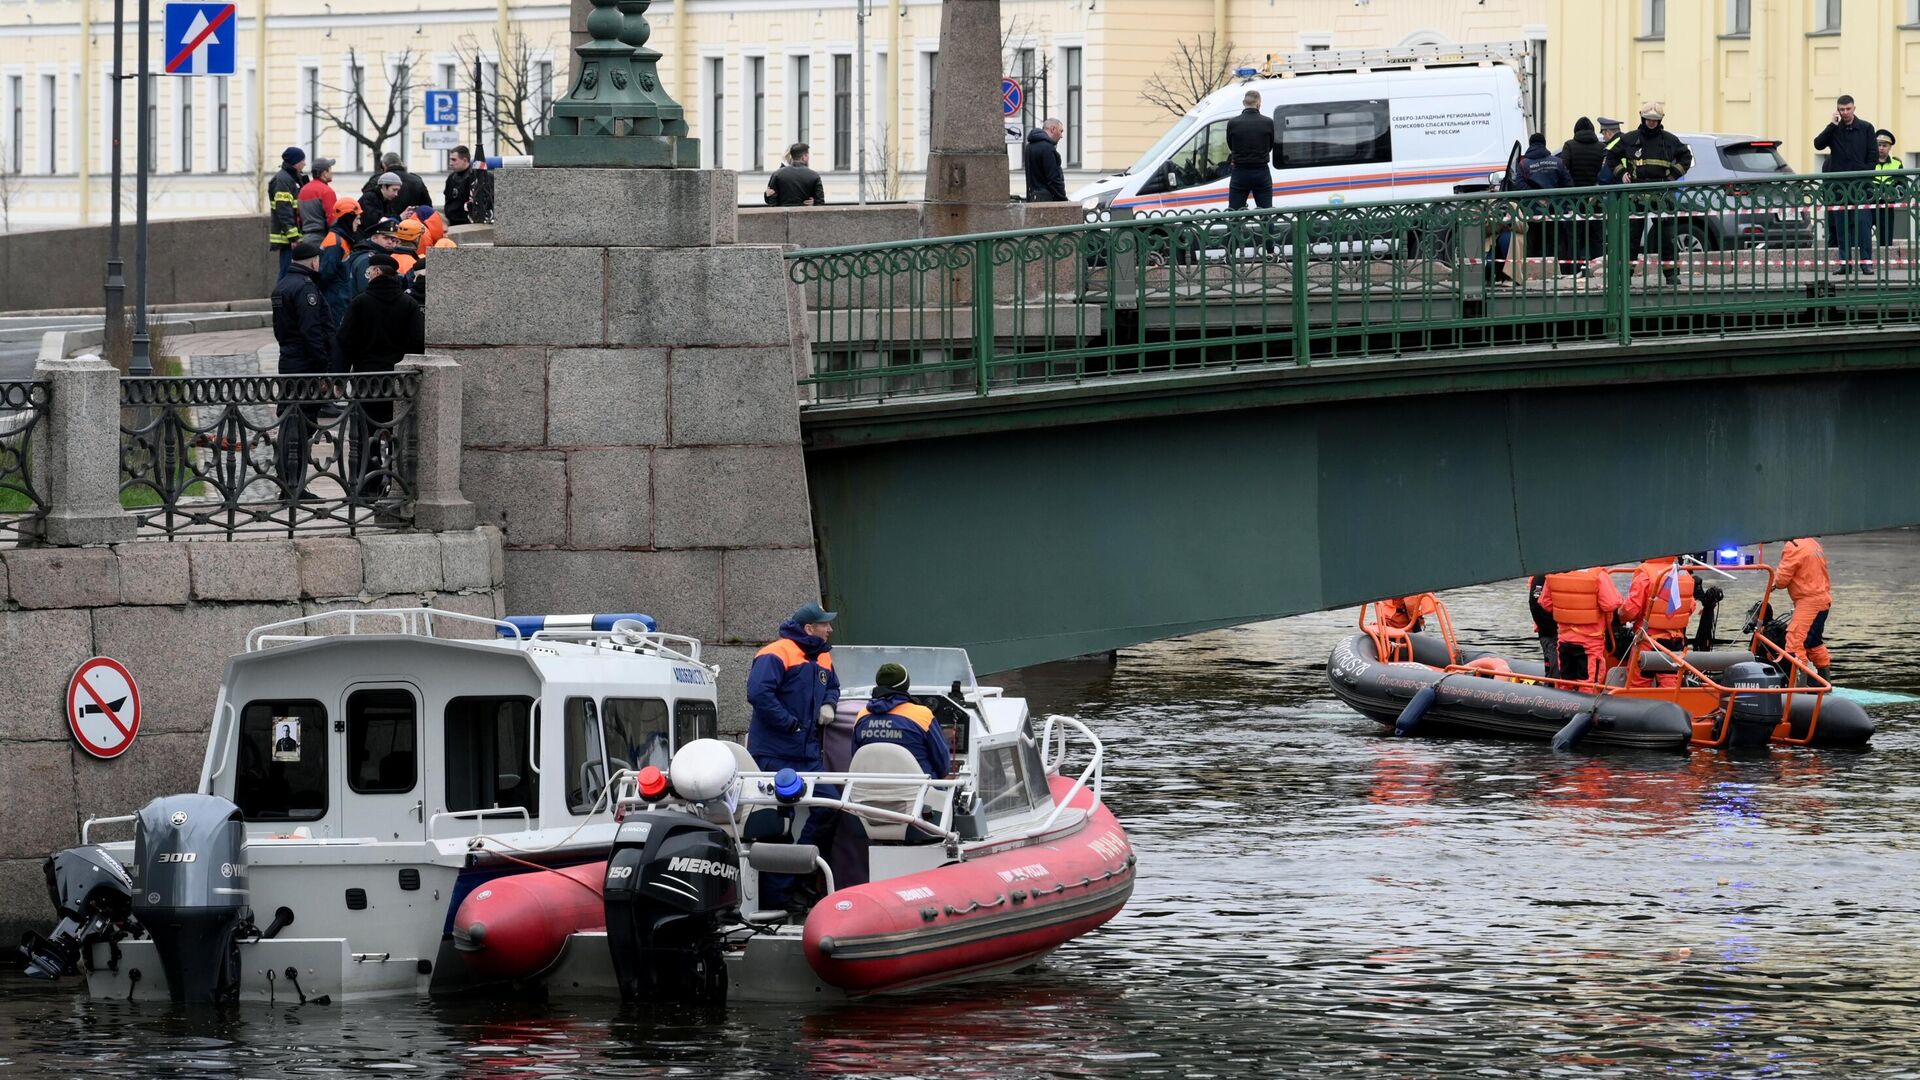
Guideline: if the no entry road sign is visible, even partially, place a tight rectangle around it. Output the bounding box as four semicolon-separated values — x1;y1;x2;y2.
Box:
164;3;237;76
67;657;143;760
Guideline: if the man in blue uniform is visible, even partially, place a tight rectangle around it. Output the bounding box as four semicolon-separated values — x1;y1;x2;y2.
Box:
270;239;337;492
853;663;951;780
747;603;841;913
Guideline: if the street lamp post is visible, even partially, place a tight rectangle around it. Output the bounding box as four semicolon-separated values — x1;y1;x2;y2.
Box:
855;0;870;204
131;0;153;376
103;0;127;358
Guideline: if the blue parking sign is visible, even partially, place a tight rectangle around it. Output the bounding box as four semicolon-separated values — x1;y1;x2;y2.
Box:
163;3;236;76
425;90;459;127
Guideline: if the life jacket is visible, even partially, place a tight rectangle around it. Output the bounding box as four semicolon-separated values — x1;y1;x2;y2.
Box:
1634;558;1695;636
321;229;351;253
392;250;419;276
1544;569;1605;633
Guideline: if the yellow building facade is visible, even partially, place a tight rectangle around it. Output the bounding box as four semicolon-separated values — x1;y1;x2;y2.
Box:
1;0;1547;230
1550;0;1920;172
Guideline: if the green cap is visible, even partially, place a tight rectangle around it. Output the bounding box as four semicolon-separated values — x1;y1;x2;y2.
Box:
874;663;908;690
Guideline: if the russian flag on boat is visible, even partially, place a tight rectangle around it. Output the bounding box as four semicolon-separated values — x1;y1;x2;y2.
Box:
1665;568;1683;615
498;613;658;637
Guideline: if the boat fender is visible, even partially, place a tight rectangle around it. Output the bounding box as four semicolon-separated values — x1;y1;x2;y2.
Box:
746;842;819;876
1551;710;1595;752
1394;684;1439;736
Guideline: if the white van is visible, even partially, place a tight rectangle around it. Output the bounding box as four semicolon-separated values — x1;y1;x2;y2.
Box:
1074;43;1530;216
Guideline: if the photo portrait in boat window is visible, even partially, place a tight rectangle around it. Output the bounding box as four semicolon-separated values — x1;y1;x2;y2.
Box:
273;718;302;762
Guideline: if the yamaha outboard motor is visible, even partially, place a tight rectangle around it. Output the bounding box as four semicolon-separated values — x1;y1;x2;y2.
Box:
133;793;249;1004
1723;661;1785;749
18;845;135;979
603;811;740;1003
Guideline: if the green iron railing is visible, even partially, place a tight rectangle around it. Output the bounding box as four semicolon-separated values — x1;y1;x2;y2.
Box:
785;168;1920;403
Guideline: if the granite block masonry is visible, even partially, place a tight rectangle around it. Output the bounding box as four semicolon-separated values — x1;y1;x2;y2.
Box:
0;528;507;947
428;166;820;721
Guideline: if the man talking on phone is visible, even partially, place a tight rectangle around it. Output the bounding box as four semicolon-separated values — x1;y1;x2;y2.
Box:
1816;94;1879;274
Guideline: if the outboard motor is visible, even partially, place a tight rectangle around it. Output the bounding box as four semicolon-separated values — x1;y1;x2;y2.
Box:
18;846;135;979
133;793;249;1004
1723;661;1785;749
603;740;743;1004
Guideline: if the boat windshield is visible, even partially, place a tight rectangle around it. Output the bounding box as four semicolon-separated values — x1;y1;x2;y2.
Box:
833;646;978;692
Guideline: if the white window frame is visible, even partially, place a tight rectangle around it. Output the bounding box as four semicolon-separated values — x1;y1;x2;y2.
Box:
1727;0;1752;34
297;60;322;164
434;57;458;170
746;53;766;172
341;57;366;171
918;48;938;170
172;76;195;173
1814;0;1842;31
38;68;59;174
387;54;413;170
534;58;554;138
3;71;22;176
1301;31;1334;51
787;51;812;152
1060;44;1084;168
68;66;82;177
829;50;852;172
702;53;725;169
872;50;888;173
211;75;231;173
241;62;258;177
1640;0;1666;37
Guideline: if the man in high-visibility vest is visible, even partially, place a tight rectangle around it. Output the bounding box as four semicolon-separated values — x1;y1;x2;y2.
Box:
1539;567;1625;683
1620;557;1698;688
1873;129;1901;252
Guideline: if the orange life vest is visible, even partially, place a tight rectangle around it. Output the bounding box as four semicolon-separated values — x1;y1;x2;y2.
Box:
1544;569;1605;633
1634;558;1696;635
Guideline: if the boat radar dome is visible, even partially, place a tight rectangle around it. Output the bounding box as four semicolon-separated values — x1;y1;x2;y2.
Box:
668;739;739;803
498;613;658;637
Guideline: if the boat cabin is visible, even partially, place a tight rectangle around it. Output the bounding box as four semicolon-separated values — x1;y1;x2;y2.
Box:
200;610;721;842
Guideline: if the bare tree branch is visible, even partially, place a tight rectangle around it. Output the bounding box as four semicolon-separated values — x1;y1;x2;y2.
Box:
314;47;418;164
1139;34;1247;119
453;33;561;156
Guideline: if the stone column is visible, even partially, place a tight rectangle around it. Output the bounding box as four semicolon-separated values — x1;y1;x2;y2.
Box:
35;355;135;546
398;354;479;533
923;0;1013;237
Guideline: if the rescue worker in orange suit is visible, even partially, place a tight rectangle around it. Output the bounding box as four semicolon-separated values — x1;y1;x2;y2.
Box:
1528;575;1559;678
1539;567;1625;683
1620;557;1699;688
747;602;842;913
1775;537;1834;680
1377;594;1430;633
853;663;951;780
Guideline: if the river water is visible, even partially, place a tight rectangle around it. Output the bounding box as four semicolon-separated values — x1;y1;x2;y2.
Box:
4;532;1919;1077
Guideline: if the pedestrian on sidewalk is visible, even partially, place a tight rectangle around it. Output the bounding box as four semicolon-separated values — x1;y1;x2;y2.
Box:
443;146;479;226
1558;117;1608;276
1873;129;1902;252
764;143;827;206
268;147;308;277
1023;119;1068;202
1816;94;1878;275
270;239;338;495
357;173;406;240
1605;102;1691;285
335;252;424;500
297;158;338;244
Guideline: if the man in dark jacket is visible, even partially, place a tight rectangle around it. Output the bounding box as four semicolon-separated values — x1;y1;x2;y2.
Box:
267;147;307;276
335;253;424;499
1595;117;1624;186
1225;90;1276;210
1517;133;1570;189
1023;119;1067;202
357;172;406;239
747;603;842;913
1605;102;1692;284
1558;117;1607;275
1815;93;1878;273
270;240;336;492
764;142;827;206
853;663;950;781
361;151;432;211
442;146;478;226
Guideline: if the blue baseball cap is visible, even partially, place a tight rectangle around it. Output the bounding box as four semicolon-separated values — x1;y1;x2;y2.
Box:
792;603;837;624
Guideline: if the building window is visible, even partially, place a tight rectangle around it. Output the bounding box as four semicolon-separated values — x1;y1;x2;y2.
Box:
392;58;410;168
437;62;457;170
1063;47;1083;167
301;66;321;162
144;75;158;170
1014;47;1038;133
214;76;230;171
479;60;498;155
791;54;811;147
40;74;58;173
346;62;366;171
920;51;938;167
707;57;725;168
7;76;21;173
1729;0;1751;33
832;53;852;170
1816;0;1842;30
178;81;195;172
535;60;554;135
1644;0;1666;37
749;56;765;171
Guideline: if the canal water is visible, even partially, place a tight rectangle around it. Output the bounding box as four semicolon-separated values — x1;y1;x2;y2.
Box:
4;532;1919;1077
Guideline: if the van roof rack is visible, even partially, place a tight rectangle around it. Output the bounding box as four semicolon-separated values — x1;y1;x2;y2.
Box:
1256;40;1531;79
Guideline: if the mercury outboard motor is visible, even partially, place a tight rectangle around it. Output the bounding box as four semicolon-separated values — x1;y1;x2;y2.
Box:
603;811;740;1004
133;793;249;1004
1723;661;1785;749
18;845;135;979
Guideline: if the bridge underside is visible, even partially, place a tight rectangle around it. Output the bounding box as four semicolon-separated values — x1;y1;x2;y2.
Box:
804;330;1920;674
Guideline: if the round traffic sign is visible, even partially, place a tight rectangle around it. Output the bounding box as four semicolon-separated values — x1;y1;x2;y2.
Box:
1001;77;1023;117
67;657;142;760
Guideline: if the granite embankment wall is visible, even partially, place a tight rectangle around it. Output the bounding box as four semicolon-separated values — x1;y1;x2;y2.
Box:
0;528;506;945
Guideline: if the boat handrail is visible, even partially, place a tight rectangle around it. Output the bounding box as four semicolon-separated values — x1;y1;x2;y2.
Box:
206;698;237;782
1032;714;1105;837
613;769;964;842
525;625;708;666
427;806;533;840
81;814;137;845
246;607;524;651
1633;630;1831;747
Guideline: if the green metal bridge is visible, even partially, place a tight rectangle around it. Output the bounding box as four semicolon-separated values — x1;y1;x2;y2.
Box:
787;172;1920;673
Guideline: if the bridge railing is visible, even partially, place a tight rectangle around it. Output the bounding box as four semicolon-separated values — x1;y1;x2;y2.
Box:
0;380;50;543
786;169;1920;403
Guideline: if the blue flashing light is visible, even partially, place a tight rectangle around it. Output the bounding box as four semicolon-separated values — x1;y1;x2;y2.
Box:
773;768;805;802
1234;67;1258;78
1716;547;1743;566
498;612;660;638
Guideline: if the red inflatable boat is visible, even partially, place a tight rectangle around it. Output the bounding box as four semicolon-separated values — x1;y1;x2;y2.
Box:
451;861;604;979
803;774;1135;994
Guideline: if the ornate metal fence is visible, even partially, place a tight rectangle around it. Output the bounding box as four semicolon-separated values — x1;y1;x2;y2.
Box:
119;373;419;538
0;381;50;544
789;169;1920;403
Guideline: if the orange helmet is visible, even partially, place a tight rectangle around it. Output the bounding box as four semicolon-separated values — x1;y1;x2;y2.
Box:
432;237;457;249
329;196;360;223
391;218;426;243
